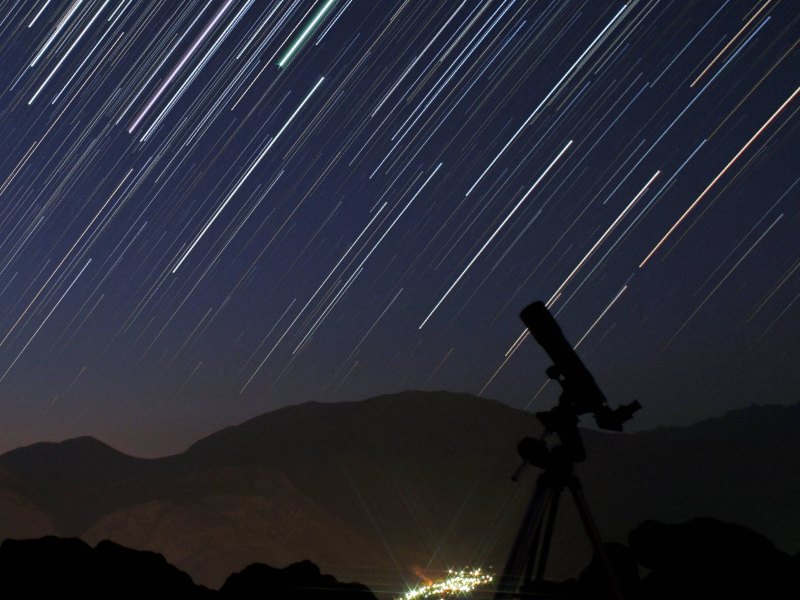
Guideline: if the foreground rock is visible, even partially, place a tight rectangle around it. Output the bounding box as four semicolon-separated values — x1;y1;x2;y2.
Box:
0;536;375;598
629;517;798;600
556;517;800;599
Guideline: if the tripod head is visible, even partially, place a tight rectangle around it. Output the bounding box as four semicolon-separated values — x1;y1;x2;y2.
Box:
517;301;641;468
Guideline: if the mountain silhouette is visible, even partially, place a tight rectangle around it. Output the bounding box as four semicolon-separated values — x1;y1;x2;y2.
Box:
0;391;797;594
0;436;151;533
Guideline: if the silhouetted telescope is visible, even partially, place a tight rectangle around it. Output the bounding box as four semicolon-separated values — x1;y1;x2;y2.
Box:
521;301;640;433
496;301;642;599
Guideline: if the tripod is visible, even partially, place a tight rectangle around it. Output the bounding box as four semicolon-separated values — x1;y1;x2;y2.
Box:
494;442;623;599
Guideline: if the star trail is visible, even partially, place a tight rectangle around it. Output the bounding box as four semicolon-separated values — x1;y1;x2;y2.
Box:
0;0;797;456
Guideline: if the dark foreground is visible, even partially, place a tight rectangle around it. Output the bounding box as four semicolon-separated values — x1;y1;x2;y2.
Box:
0;535;376;599
552;517;800;600
2;517;799;599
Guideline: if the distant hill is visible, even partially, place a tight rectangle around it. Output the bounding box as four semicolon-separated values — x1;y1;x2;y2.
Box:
581;402;800;553
0;391;797;595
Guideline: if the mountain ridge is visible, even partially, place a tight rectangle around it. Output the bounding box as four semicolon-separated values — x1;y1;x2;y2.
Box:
4;391;795;461
0;390;797;591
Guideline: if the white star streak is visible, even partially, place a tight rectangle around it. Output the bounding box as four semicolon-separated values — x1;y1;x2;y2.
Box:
235;298;297;381
238;201;398;392
344;287;403;364
0;259;91;383
479;344;517;397
293;266;363;353
115;4;214;125
178;361;203;394
649;2;728;88
50;12;120;105
352;164;443;272
420;140;573;329
574;285;628;348
0;168;133;347
28;0;54;28
29;0;110;105
371;1;467;118
296;163;444;348
234;0;285;60
29;0;84;67
127;0;235;134
314;0;350;46
746;178;800;322
465;4;629;196
239;321;293;394
242;202;389;373
139;0;255;143
107;0;131;23
506;328;528;357
481;283;627;402
0;141;39;197
172;76;325;273
243;163;442;390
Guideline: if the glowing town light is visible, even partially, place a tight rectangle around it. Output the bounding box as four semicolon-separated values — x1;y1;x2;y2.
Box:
400;568;494;600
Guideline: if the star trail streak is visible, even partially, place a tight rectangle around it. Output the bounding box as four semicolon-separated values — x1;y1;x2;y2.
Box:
420;140;572;329
277;0;339;68
127;0;236;134
0;0;796;456
171;75;325;273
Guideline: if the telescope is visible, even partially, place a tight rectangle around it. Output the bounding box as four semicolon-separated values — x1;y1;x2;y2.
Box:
521;301;640;434
495;301;642;599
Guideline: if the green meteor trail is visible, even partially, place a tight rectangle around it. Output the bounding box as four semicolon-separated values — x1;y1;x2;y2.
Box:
277;0;339;68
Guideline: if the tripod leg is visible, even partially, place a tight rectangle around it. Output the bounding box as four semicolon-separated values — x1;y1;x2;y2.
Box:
494;474;552;600
567;477;625;600
533;484;561;582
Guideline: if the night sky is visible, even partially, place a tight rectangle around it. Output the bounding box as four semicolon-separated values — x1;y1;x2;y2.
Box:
0;0;797;456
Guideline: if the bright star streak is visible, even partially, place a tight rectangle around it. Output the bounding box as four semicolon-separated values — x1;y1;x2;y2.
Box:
465;4;628;196
505;328;528;358
29;0;110;105
575;285;628;348
29;0;83;67
127;0;235;134
28;0;54;28
172;76;325;273
420;140;573;329
277;0;339;68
